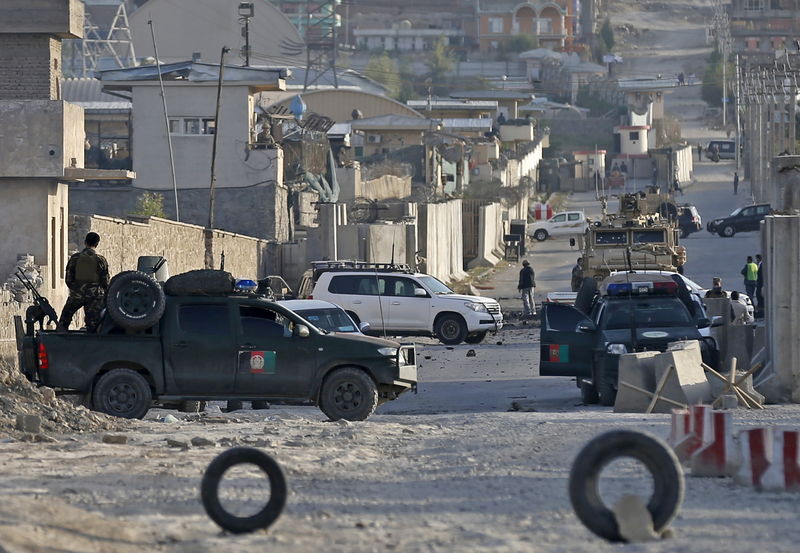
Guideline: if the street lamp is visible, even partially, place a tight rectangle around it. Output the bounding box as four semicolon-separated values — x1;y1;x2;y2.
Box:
238;2;254;66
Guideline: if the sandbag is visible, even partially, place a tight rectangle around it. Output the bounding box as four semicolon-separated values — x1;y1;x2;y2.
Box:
164;269;235;296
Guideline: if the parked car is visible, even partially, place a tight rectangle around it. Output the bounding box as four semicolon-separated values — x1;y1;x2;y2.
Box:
705;140;736;161
278;299;367;334
526;210;588;241
706;203;772;237
677;205;702;238
17;271;417;421
540;273;721;406
308;262;503;345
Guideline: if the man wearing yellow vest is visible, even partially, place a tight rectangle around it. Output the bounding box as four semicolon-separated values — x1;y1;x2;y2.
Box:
741;255;758;301
59;232;110;332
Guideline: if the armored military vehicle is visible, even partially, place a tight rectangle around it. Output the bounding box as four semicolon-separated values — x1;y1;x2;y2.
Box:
580;193;686;280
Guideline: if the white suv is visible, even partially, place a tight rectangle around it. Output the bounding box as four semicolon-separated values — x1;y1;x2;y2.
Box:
310;266;503;344
526;210;588;241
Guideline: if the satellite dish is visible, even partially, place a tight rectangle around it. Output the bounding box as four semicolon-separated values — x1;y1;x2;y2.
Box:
290;95;307;118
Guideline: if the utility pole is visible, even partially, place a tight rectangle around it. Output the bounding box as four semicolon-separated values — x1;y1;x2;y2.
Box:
238;2;254;66
208;46;230;230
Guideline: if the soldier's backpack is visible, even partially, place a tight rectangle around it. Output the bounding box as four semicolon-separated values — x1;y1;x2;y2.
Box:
74;250;100;284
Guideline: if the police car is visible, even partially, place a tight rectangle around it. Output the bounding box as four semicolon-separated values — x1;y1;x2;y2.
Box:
539;273;720;407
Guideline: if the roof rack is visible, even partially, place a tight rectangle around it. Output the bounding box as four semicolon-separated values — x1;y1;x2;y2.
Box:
309;260;414;276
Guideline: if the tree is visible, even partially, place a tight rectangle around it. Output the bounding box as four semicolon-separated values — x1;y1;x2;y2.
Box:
364;52;400;98
131;192;166;218
397;56;417;103
425;38;456;93
497;33;539;60
600;19;615;51
701;44;727;107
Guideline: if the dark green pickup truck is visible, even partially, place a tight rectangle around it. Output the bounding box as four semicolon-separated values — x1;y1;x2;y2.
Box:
17;293;417;421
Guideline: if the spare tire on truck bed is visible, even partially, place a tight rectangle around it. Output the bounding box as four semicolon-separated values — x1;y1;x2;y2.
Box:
164;269;235;296
106;270;166;331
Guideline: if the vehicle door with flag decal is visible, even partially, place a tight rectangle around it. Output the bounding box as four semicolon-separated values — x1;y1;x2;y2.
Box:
539;302;595;378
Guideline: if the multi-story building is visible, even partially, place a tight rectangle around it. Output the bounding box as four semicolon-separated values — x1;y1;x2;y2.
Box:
728;0;800;55
269;0;340;40
476;0;578;52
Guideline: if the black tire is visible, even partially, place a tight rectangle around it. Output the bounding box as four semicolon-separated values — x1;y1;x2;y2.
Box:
92;368;152;419
318;367;378;421
569;430;684;542
106;271;165;331
179;400;204;413
226;400;244;412
201;447;287;534
464;331;488;344
533;229;549;241
435;314;468;345
251;400;271;410
580;379;599;405
596;366;617;407
720;225;735;237
574;277;598;316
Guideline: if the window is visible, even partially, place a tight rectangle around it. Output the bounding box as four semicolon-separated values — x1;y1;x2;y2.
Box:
756;206;771;215
740;207;755;217
295;308;357;333
203;119;216;135
568;213;581;221
179;305;230;335
417;275;452;295
633;230;666;244
537;19;552;34
239;306;291;338
169;117;216;135
385;277;417;297
488;17;503;34
594;230;628;245
169;119;181;133
552;214;567;223
184;118;201;134
629;131;640;141
745;0;764;9
602;299;692;330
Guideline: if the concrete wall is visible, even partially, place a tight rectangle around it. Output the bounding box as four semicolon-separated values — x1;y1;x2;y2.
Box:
674;143;694;184
0;100;85;176
419;200;466;283
0;0;83;38
362;175;412;201
0;36;63;100
131;84;282;192
69;181;290;241
468;202;505;268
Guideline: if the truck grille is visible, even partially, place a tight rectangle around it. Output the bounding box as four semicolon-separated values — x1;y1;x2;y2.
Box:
633;341;670;353
486;303;501;315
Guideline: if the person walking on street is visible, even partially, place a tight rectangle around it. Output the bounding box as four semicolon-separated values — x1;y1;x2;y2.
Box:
755;253;764;311
704;277;726;298
733;171;739;195
59;232;109;332
571;258;584;292
698;143;703;161
741;256;758;300
518;259;536;317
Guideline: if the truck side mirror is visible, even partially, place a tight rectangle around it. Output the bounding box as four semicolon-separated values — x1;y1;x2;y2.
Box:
414;288;427;297
577;320;596;332
294;324;310;338
359;322;371;333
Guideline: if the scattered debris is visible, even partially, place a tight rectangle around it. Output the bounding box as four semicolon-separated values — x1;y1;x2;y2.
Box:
466;349;476;358
166;438;190;449
191;436;216;447
102;434;128;445
16;414;41;433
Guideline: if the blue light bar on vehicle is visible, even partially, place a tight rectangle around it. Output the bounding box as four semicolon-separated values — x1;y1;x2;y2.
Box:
606;281;678;296
235;279;258;292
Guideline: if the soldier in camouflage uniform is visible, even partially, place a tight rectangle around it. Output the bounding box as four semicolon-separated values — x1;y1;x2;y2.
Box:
59;232;110;332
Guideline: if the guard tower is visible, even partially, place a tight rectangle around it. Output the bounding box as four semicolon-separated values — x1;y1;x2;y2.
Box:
0;0;87;306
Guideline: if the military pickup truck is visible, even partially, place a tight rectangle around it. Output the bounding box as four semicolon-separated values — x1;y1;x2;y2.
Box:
17;280;417;421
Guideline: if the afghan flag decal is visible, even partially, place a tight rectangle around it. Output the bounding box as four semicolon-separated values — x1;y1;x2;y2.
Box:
549;344;569;363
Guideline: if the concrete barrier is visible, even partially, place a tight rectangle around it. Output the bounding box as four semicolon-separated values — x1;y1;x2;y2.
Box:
690;410;736;477
613;351;659;413
760;430;800;492
652;341;711;413
673;404;711;463
666;409;690;449
735;428;772;488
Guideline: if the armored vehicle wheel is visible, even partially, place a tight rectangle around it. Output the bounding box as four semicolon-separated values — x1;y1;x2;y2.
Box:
106;271;165;330
720;225;736;237
596;368;617;407
319;367;378;421
533;229;549;241
569;430;684;542
464;331;488;344
92;368;152;419
435;314;468;345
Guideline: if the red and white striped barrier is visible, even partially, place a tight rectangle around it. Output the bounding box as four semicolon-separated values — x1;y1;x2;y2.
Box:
760;430;800;492
672;405;711;463
734;428;773;488
666;409;690;449
690;410;736;477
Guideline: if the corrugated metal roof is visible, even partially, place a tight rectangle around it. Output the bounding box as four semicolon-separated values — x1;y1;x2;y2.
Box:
62;78;127;103
407;99;498;110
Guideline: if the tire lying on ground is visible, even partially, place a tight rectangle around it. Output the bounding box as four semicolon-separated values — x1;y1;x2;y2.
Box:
568;429;684;542
164;269;235;296
106;270;166;330
201;447;287;534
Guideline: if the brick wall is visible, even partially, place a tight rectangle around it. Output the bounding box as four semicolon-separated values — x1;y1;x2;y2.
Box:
0;34;61;100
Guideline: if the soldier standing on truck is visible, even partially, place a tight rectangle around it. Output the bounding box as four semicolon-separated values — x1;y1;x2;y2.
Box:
58;232;110;332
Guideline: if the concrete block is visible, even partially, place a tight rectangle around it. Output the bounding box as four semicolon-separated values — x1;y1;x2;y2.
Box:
651;342;711;413
735;428;772;487
666;409;690;449
613;351;659;413
761;430;800;492
690;410;737;477
673;405;711;463
717;393;739;410
15;414;41;433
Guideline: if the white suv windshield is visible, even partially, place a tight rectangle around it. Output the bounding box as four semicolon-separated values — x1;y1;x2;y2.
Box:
418;275;453;295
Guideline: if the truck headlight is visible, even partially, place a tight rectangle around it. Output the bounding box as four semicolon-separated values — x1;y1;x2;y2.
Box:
606;343;628;355
377;347;397;357
464;302;488;312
